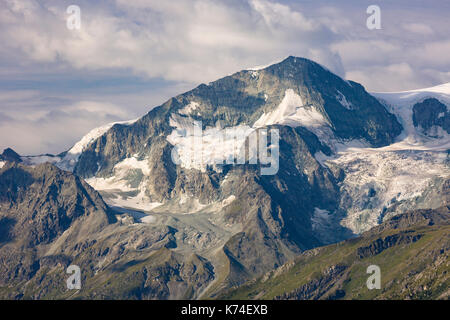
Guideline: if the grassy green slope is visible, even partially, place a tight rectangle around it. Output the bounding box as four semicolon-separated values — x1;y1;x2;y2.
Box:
220;207;449;300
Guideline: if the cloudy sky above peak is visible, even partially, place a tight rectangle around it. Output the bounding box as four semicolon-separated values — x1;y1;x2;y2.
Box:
0;0;449;155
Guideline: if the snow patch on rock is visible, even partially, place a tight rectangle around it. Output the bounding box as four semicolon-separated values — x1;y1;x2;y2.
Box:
336;90;353;110
167;113;255;172
254;89;335;146
57;118;138;171
254;89;329;128
107;189;162;212
178;102;200;115
85;155;163;212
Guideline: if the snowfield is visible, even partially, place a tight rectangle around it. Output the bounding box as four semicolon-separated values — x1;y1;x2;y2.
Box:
178;101;200;115
167;113;255;172
315;83;450;233
85;155;162;212
327;149;449;233
254;89;331;133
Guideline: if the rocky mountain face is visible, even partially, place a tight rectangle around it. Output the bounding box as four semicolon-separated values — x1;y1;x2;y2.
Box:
0;161;215;299
412;98;450;135
0;162;113;247
0;161;111;296
0;57;449;299
0;148;22;163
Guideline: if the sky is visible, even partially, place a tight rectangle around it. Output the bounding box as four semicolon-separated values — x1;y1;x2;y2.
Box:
0;0;449;155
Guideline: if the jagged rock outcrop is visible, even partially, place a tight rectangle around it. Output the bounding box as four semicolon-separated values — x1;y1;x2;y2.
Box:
413;98;450;135
0;148;22;163
0;163;214;299
0;162;114;247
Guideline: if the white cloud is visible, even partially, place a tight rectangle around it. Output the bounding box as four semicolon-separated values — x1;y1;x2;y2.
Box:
0;0;345;83
249;0;317;31
346;63;418;92
402;23;434;35
0;81;192;155
0;0;448;90
411;40;450;67
332;40;401;65
0;97;128;155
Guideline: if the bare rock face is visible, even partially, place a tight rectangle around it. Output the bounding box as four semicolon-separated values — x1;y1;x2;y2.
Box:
0;163;216;299
0;163;114;247
0;162;113;288
0;148;22;163
413;98;450;135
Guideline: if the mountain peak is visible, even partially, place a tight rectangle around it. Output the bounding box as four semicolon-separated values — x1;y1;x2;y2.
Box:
0;161;114;246
1;148;22;163
281;55;315;64
248;56;327;72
